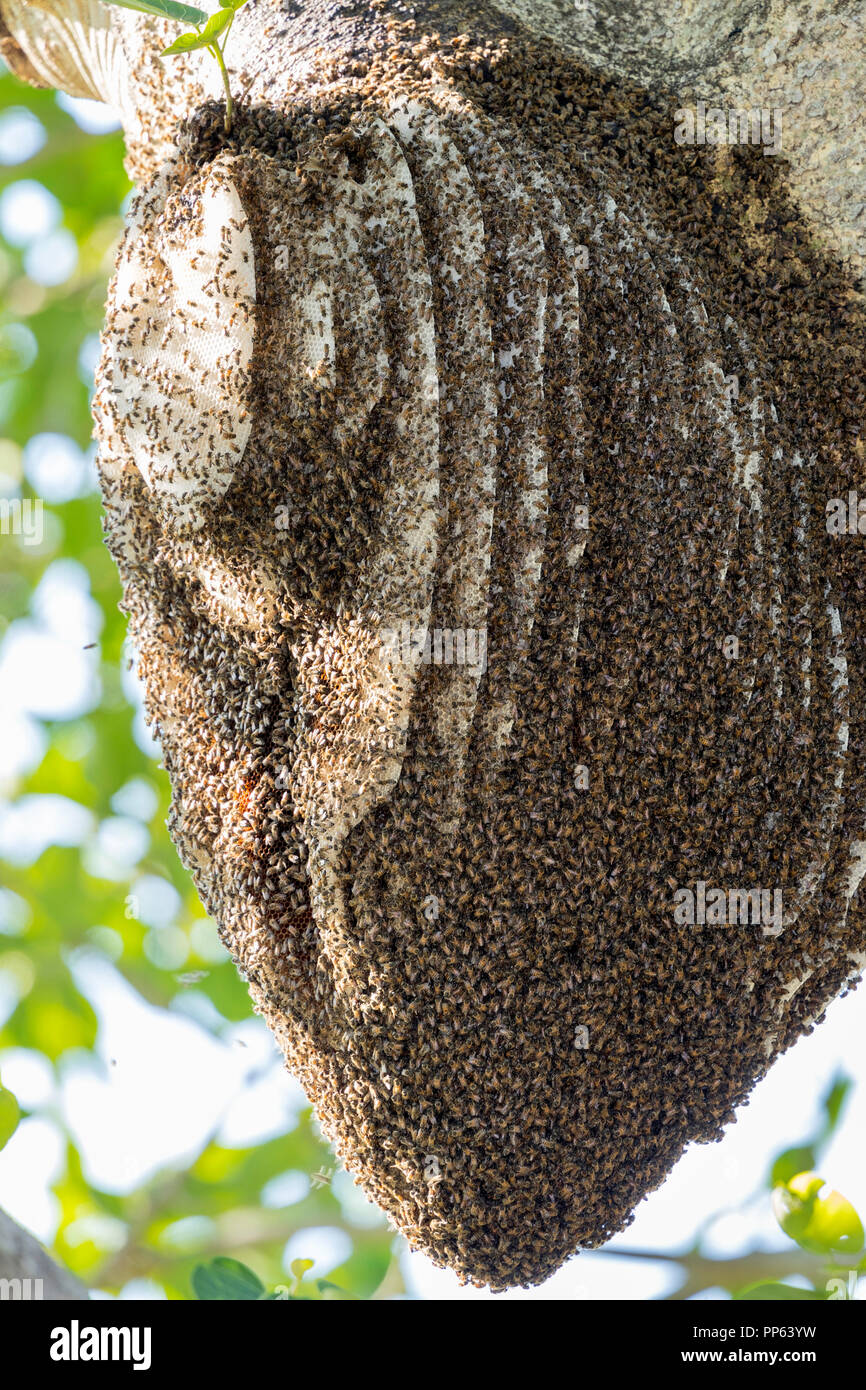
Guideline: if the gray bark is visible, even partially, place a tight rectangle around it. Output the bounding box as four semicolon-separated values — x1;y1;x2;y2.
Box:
1;1;863;284
0;1207;88;1300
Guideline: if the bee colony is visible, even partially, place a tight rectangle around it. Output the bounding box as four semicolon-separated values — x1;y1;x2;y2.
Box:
78;14;866;1288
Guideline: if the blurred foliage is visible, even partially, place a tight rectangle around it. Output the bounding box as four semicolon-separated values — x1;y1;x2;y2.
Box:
0;1071;19;1148
190;1254;357;1300
0;63;862;1305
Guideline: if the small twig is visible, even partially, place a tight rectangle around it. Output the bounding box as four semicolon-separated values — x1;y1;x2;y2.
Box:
210;34;234;134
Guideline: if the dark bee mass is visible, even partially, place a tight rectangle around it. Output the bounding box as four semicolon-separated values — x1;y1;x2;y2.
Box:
91;16;866;1290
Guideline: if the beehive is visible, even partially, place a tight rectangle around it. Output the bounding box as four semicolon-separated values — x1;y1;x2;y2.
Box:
92;29;866;1288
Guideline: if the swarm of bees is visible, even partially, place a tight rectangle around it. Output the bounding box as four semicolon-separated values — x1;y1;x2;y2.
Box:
92;17;866;1288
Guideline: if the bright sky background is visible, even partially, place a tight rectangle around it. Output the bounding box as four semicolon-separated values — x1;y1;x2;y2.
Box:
0;92;864;1302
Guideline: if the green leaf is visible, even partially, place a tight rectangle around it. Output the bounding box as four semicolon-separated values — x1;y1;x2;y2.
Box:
100;0;209;24
0;1085;20;1150
770;1145;816;1187
223;0;250;9
773;1172;865;1256
161;8;233;54
191;1257;266;1300
316;1279;355;1300
821;1074;853;1135
734;1282;826;1301
159;32;208;54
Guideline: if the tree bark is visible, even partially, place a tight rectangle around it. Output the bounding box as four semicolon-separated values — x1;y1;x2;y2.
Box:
0;1208;88;1300
1;1;863;283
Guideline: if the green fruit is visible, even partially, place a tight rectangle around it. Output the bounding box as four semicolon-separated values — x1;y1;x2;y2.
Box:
773;1171;865;1255
0;1086;20;1150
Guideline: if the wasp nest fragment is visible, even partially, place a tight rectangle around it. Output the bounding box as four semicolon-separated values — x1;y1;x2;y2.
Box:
93;29;866;1289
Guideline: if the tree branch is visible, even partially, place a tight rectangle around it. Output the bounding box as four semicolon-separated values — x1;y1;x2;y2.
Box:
0;1207;88;1300
596;1242;856;1300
